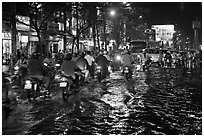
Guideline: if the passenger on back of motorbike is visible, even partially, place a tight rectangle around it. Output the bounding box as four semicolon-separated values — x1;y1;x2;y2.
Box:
60;53;81;88
27;52;50;89
121;50;134;75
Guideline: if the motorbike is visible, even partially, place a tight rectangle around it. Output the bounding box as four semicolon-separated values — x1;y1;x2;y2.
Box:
55;72;76;101
95;65;102;82
2;71;18;120
165;58;171;68
24;63;55;102
24;76;51;102
123;66;132;81
143;58;152;71
111;54;122;71
11;66;21;87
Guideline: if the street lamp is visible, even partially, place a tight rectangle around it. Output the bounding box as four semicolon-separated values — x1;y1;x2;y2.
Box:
110;10;116;16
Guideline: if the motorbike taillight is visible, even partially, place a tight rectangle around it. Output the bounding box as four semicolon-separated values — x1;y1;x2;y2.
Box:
25;80;31;84
55;75;61;79
61;77;67;81
96;66;101;69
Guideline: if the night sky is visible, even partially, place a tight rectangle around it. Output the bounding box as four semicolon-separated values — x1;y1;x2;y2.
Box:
134;2;202;44
2;1;202;44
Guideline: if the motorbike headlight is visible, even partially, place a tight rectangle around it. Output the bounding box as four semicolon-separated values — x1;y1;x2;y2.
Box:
55;63;60;67
116;55;121;61
60;77;67;81
14;71;18;74
14;66;19;70
44;63;48;66
96;66;101;69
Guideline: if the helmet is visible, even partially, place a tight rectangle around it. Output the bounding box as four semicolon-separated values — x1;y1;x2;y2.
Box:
65;53;72;60
99;51;103;55
124;50;128;54
79;52;85;57
103;50;107;55
32;52;39;59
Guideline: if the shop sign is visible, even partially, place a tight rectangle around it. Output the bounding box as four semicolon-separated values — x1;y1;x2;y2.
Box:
151;25;175;42
16;15;30;31
192;21;201;29
2;32;11;39
21;35;28;43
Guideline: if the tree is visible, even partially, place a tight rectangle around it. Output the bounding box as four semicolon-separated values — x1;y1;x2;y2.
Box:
15;2;70;57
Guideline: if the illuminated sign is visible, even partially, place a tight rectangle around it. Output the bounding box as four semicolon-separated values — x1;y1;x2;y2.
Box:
16;15;30;31
2;32;11;39
192;21;201;29
151;25;175;42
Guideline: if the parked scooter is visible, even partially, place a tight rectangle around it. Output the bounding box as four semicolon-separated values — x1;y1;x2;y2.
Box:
2;70;18;120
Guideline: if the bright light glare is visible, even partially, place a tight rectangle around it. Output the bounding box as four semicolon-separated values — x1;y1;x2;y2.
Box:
110;10;116;16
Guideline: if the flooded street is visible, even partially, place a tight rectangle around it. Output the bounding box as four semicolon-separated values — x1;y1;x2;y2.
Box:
2;67;202;135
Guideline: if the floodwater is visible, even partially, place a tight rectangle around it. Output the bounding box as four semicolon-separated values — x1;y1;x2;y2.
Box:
2;67;202;135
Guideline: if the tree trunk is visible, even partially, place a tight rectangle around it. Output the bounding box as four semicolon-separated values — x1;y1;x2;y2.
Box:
76;2;79;53
71;37;75;54
11;2;17;66
96;23;100;52
92;25;96;51
63;9;67;53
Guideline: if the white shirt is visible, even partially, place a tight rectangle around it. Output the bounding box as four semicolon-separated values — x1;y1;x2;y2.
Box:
84;54;95;66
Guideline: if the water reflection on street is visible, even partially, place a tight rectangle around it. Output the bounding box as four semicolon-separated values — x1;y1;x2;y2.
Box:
2;67;202;135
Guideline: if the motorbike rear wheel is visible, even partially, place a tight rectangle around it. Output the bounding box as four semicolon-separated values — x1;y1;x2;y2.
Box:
97;72;102;83
27;89;36;102
62;84;72;101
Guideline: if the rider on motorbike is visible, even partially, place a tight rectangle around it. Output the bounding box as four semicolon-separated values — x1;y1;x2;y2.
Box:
14;54;28;80
44;53;54;66
164;51;172;68
61;53;81;88
121;50;134;74
95;51;109;79
75;52;89;83
84;51;95;79
27;52;50;89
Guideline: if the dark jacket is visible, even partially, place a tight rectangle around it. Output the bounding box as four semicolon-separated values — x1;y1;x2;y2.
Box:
75;56;88;71
27;58;44;76
61;60;79;79
95;55;109;68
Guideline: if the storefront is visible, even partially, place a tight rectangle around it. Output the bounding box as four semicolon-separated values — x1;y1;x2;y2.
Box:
2;31;12;62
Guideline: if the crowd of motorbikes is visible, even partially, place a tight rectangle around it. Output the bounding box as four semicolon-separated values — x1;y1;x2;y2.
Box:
2;49;202;120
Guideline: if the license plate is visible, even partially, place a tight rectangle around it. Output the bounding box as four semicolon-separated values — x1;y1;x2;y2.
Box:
24;83;32;89
124;70;129;73
60;82;67;87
